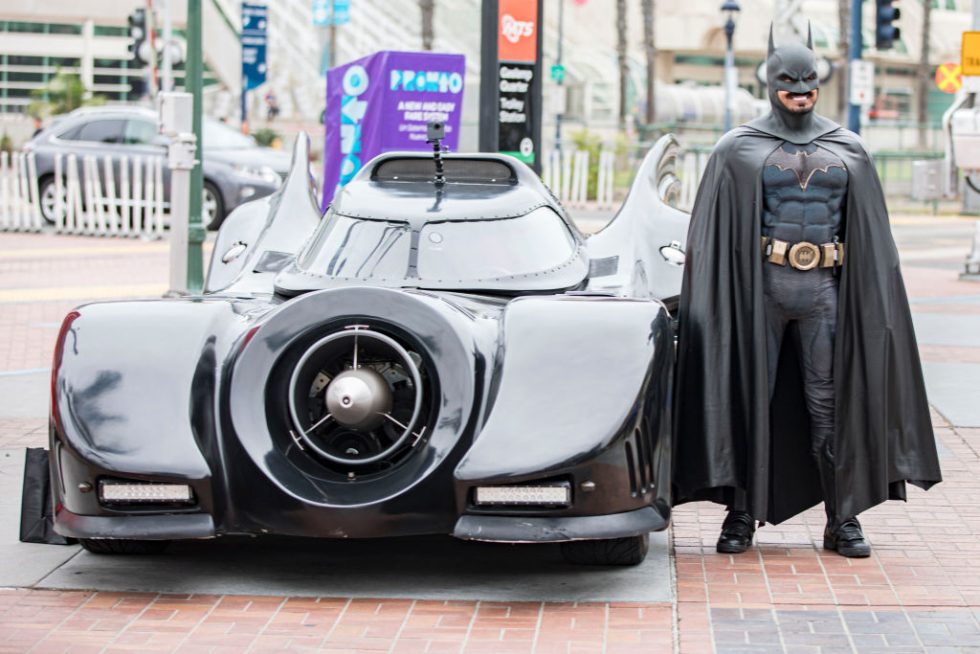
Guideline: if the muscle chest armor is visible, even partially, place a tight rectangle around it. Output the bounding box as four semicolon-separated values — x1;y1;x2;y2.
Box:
761;141;847;244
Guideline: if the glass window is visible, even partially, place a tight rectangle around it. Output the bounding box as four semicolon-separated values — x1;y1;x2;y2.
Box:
55;123;84;140
203;119;256;149
299;207;576;285
300;214;412;280
75;119;125;143
417;208;576;281
123;119;160;145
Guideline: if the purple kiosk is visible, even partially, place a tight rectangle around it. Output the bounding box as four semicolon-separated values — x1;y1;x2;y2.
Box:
322;51;466;208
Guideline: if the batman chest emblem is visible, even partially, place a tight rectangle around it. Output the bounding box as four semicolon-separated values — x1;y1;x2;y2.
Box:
766;147;845;191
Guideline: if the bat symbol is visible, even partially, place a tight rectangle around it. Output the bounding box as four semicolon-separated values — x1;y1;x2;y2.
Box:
767;148;845;191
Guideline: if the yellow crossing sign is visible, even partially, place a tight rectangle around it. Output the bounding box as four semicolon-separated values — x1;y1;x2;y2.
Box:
963;31;980;77
936;62;963;93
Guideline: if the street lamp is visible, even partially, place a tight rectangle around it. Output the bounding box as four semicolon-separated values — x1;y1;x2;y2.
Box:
721;0;740;132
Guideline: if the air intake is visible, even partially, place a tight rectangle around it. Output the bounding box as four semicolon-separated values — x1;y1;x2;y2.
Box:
286;324;431;473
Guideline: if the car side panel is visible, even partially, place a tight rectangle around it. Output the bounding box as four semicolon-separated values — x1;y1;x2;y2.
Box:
52;299;258;479
455;295;671;485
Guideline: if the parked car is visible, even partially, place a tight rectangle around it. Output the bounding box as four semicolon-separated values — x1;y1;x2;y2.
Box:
24;105;291;229
44;134;689;566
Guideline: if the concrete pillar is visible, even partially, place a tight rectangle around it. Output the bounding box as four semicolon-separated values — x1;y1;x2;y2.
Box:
80;19;94;98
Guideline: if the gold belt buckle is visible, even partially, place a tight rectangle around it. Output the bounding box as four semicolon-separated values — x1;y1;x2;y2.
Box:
788;241;820;270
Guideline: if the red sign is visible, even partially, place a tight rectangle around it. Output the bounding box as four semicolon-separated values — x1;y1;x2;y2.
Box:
935;62;963;94
498;0;537;63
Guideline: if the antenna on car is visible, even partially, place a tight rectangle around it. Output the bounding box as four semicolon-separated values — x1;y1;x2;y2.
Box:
426;121;446;187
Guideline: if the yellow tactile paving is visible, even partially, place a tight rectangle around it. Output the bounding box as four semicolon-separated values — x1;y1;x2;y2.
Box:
0;283;167;303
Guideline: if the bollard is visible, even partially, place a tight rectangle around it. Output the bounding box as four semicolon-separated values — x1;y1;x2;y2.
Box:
160;92;198;295
963;220;980;281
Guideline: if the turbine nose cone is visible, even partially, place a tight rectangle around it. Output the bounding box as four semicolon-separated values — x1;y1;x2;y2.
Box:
326;368;393;430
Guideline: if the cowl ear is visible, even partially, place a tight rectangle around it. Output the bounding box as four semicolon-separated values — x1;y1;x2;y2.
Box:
768;23;776;57
806;21;813;50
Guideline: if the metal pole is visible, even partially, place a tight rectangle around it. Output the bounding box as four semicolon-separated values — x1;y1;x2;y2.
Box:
554;0;564;153
161;92;195;294
147;0;159;98
185;0;204;292
723;18;735;132
478;0;499;153
530;0;543;173
847;0;863;133
240;87;248;133
160;0;173;92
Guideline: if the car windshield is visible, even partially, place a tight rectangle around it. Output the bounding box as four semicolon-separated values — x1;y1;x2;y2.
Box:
298;207;577;285
203;120;256;149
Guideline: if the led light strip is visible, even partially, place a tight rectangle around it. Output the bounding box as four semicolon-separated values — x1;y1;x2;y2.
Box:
474;484;570;506
99;481;194;503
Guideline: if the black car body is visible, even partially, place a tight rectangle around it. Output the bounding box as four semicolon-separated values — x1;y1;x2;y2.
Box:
48;134;689;565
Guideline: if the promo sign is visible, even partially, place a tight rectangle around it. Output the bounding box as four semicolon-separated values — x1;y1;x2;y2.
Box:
322;51;466;207
241;3;268;91
497;0;538;165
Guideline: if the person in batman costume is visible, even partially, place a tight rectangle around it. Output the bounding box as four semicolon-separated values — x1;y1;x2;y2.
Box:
672;27;942;557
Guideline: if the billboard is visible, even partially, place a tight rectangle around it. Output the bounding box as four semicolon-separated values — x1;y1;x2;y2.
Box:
322;51;466;207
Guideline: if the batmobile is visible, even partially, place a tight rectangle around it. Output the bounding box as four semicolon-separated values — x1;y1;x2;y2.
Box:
46;133;689;565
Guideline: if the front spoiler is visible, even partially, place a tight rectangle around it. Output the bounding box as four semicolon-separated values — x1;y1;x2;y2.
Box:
55;509;216;541
452;506;669;543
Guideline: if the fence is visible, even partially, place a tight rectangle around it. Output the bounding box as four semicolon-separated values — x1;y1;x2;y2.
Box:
0;151;168;238
542;148;616;210
0;152;42;231
627;141;947;214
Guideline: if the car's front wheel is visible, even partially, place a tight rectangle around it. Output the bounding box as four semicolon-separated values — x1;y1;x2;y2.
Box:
203;181;225;230
559;534;650;566
79;539;171;555
38;175;66;225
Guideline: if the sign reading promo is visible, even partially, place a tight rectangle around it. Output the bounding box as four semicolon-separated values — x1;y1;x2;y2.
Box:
497;0;538;164
322;50;466;207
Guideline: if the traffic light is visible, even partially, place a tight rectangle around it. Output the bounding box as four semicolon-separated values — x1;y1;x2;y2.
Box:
875;0;901;50
128;8;147;66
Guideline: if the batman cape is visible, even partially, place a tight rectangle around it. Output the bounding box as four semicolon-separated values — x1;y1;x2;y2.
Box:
672;123;942;524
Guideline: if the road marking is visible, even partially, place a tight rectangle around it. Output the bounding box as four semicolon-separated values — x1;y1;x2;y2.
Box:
899;247;974;261
0;367;50;377
0;244;168;259
0;283;167;303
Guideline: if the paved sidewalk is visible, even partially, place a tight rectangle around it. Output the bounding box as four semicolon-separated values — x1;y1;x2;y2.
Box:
1;215;979;652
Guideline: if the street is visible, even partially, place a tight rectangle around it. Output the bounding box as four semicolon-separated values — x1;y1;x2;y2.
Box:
0;212;978;652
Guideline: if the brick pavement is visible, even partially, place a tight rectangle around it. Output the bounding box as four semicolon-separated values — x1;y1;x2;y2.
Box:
3;227;980;652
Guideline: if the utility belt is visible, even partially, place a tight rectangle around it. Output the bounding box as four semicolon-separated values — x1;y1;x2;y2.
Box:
760;236;845;271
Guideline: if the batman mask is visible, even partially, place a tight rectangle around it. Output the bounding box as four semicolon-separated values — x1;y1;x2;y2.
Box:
766;26;819;113
746;24;839;145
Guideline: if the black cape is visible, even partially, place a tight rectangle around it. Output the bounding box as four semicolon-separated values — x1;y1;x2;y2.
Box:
672;124;942;524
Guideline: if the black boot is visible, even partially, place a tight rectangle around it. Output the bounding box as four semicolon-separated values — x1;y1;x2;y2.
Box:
716;510;756;554
814;449;870;557
824;516;871;558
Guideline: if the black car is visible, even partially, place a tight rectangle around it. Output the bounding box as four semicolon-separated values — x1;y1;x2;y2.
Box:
47;134;689;565
25;106;290;229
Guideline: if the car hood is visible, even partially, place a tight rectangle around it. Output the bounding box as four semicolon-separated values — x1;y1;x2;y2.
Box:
206;147;292;174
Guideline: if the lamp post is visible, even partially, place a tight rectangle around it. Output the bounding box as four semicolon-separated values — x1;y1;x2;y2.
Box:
721;0;740;132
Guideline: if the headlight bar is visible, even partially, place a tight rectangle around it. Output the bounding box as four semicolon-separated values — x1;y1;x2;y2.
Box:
98;480;195;504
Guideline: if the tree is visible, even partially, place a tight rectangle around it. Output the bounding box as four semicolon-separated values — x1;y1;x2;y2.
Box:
27;70;103;119
917;0;933;149
642;0;656;125
420;0;435;51
617;0;628;128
